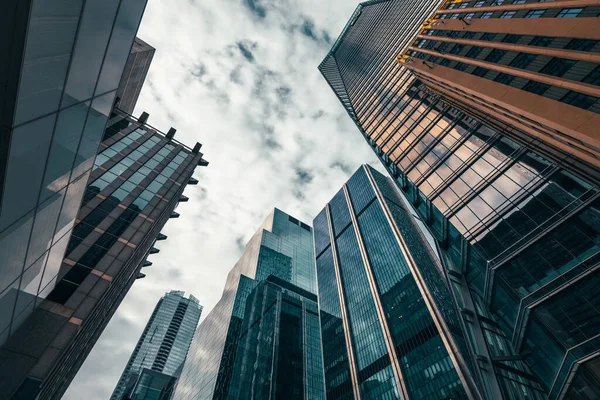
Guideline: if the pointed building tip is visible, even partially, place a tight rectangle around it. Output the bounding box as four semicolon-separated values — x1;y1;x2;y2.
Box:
198;159;209;167
179;195;189;203
192;142;202;153
150;247;160;254
188;177;198;185
136;273;146;279
170;212;180;219
167;127;176;139
143;261;153;267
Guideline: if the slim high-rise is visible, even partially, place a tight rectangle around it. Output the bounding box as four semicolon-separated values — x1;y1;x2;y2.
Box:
314;165;476;400
0;0;147;353
174;208;324;400
0;109;208;399
320;1;600;399
111;291;202;400
115;37;155;114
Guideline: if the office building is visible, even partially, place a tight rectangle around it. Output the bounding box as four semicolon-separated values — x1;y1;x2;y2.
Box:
315;165;478;400
174;208;324;400
0;0;148;349
115;37;155;114
125;368;178;400
111;291;202;400
320;1;600;399
0;109;208;399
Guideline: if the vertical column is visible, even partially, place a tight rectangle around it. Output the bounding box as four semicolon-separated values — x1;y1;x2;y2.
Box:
325;206;362;400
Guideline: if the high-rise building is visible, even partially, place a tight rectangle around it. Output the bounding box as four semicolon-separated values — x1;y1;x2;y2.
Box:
115;37;155;114
320;1;600;399
124;368;178;400
111;291;202;400
314;165;477;400
174;208;324;400
0;0;148;352
0;109;208;399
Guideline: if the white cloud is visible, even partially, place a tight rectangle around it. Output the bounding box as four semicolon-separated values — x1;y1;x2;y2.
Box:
64;0;381;398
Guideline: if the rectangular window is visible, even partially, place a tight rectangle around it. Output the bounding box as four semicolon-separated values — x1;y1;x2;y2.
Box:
529;36;553;47
500;11;516;18
560;91;598;110
557;8;583;18
583;66;600;86
494;73;515;85
463;32;475;39
472;67;489;77
465;46;483;58
509;53;536;69
565;39;598;52
502;34;521;43
485;49;508;63
455;62;468;71
525;10;545;18
481;33;497;41
474;1;485;6
512;0;526;3
539;57;576;78
465;12;475;18
481;12;493;18
522;81;551;96
449;44;465;55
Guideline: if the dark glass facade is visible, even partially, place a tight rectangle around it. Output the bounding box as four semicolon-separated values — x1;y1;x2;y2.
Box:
125;368;178;400
314;165;475;400
0;0;147;352
115;37;155;114
174;209;324;400
320;1;600;399
112;291;202;400
0;109;207;399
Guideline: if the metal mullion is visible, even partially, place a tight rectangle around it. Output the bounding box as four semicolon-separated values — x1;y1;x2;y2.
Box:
446;147;528;220
341;183;410;400
373;85;423;145
389;98;442;163
393;107;445;167
380;91;431;152
325;206;361;400
429;133;501;202
361;71;411;132
465;165;560;242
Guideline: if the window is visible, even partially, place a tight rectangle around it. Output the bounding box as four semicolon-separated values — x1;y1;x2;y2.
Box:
560;91;598;110
512;0;526;3
502;34;521;43
500;11;516;18
481;12;493;18
465;46;483;58
472;67;489;77
463;32;475;39
450;13;460;19
450;44;465;54
481;33;497;41
522;81;551;95
529;36;554;47
509;53;536;69
557;8;583;18
494;73;515;85
525;10;545;18
539;57;576;78
440;59;451;67
465;12;475;18
485;49;508;63
583;66;600;86
475;1;485;6
455;62;469;71
565;39;598;52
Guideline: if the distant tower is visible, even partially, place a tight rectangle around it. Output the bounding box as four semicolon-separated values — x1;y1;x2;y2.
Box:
111;291;202;400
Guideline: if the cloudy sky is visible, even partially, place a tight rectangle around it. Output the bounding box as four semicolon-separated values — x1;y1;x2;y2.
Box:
64;0;381;398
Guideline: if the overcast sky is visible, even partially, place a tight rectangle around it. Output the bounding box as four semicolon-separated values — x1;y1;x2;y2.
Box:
64;0;381;398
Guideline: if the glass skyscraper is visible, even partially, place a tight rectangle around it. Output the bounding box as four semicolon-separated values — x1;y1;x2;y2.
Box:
115;37;155;115
111;290;202;400
320;1;600;399
174;208;324;400
314;165;476;400
0;109;208;399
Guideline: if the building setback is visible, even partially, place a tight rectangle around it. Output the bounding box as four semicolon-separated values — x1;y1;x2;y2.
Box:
174;208;324;400
0;109;208;399
115;37;155;115
111;291;202;400
320;1;600;399
0;0;147;394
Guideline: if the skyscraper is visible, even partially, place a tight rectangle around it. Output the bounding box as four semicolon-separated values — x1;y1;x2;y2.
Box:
320;1;600;399
174;208;324;400
115;37;156;114
314;165;477;400
0;109;208;399
111;291;202;400
0;0;148;353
